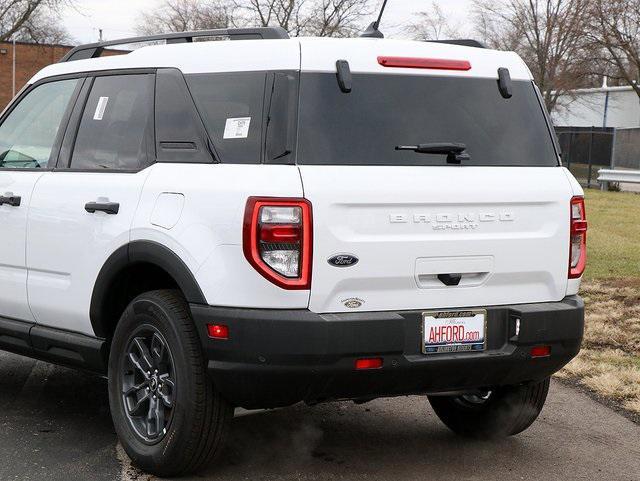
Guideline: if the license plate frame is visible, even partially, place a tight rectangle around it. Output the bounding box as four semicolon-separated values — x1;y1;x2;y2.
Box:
421;309;487;354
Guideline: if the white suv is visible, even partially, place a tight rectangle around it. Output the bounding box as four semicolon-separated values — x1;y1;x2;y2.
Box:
0;27;586;477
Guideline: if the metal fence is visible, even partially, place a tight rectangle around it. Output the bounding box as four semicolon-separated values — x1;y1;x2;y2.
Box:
555;127;615;188
612;128;640;170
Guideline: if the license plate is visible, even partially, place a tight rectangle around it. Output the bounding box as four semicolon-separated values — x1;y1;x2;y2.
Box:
422;310;486;354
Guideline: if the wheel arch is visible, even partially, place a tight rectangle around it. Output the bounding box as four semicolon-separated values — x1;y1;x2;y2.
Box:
90;240;207;338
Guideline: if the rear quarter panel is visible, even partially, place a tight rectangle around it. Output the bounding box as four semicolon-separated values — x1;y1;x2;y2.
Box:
131;163;309;308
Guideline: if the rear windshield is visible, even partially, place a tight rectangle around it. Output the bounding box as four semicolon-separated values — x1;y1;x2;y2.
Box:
297;73;558;167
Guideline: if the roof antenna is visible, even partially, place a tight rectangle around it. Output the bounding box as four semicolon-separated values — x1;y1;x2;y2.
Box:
361;0;389;38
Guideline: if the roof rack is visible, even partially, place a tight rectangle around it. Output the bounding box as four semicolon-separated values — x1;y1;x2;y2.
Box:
59;27;290;63
428;39;486;49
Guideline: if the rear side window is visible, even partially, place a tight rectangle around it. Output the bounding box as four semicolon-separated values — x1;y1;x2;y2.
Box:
70;74;154;170
186;72;266;164
0;79;79;169
297;73;559;167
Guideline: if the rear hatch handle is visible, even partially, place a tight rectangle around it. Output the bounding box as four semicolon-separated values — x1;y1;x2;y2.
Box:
437;273;462;286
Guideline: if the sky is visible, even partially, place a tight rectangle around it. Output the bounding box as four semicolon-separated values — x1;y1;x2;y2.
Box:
62;0;474;44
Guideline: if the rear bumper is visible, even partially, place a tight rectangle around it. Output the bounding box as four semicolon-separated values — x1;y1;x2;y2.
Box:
190;296;584;409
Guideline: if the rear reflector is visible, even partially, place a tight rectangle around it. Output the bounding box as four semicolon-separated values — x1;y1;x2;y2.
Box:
378;56;471;71
355;358;383;370
207;324;229;340
530;345;551;358
259;224;301;243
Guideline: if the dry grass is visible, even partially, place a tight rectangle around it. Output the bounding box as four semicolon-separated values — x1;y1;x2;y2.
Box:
557;191;639;416
583;190;640;280
624;398;640;413
558;280;640;414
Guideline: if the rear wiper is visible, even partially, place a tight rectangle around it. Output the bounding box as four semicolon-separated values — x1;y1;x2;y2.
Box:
395;142;470;164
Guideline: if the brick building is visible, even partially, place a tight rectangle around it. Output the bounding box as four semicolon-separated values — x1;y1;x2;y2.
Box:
0;41;73;110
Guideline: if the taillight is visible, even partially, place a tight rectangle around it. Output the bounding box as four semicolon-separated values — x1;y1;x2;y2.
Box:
569;196;587;279
243;197;312;290
377;56;471;71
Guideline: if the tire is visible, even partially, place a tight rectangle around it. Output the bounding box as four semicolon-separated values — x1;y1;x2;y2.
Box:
108;289;233;477
428;378;550;438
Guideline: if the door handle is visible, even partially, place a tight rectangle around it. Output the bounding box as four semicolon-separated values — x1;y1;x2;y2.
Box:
0;194;21;207
85;201;120;215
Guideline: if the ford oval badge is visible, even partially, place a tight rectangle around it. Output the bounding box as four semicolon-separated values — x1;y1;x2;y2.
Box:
328;254;359;267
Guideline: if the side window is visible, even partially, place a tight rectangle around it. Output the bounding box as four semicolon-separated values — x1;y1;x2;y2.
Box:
70;74;154;170
155;68;212;164
0;79;79;169
186;72;265;164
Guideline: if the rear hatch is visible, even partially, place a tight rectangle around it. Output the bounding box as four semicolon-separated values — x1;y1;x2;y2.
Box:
297;40;573;313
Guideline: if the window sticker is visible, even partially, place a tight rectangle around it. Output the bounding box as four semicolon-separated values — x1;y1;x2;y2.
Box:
93;96;109;121
223;117;251;139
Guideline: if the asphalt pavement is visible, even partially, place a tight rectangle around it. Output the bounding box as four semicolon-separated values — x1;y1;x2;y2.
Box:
1;350;638;481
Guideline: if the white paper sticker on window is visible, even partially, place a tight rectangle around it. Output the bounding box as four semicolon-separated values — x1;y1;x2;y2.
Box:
93;96;109;121
223;117;251;139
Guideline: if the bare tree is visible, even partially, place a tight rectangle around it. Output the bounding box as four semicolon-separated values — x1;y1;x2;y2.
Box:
137;0;233;35
138;0;373;38
474;2;521;51
473;0;596;112
0;0;71;43
588;0;640;98
303;0;373;37
233;0;307;34
406;2;460;41
16;9;71;43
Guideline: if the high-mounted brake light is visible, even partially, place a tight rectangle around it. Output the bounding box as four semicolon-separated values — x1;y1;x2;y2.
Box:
569;196;587;279
243;197;312;290
377;56;471;71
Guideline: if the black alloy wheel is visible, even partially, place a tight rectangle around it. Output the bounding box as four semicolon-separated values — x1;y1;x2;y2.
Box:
121;326;176;443
109;290;233;477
